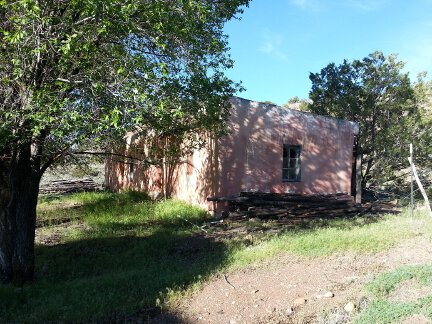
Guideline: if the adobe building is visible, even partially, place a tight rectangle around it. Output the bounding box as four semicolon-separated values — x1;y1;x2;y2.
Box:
105;97;360;211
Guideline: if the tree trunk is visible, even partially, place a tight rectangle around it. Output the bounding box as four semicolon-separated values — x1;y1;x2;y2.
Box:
361;157;374;189
0;145;41;285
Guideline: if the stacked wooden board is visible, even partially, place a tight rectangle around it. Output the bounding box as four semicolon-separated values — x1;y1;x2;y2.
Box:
208;192;361;220
39;178;98;194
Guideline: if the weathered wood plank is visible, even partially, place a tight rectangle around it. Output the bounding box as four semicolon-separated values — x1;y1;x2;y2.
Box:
216;191;361;221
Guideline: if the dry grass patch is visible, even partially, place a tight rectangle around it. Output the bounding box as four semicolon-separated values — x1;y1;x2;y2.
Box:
389;278;432;303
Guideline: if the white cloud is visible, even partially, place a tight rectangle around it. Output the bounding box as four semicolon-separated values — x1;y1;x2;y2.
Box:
347;0;387;11
258;31;288;61
291;0;307;7
289;0;387;12
289;0;321;11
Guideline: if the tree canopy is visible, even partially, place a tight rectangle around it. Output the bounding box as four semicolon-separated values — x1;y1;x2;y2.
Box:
282;96;309;111
308;51;430;189
0;0;250;162
0;0;250;284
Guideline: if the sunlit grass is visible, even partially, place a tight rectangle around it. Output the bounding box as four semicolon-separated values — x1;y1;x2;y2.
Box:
355;265;432;323
37;191;208;240
227;209;431;269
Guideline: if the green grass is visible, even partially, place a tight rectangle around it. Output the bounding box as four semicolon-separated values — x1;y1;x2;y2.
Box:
2;191;225;322
1;191;431;322
227;210;431;268
355;265;432;324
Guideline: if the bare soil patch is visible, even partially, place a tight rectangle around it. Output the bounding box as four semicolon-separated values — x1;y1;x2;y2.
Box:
167;235;432;324
389;278;432;303
400;314;431;324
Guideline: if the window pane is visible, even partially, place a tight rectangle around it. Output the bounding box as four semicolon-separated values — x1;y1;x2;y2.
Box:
282;145;301;181
289;169;298;180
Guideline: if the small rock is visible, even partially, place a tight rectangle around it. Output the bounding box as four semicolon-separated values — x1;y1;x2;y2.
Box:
293;297;307;307
253;289;259;294
286;307;294;315
229;319;237;324
317;291;334;298
344;302;356;313
323;291;334;298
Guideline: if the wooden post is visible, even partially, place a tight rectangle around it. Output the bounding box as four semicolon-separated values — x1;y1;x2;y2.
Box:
355;153;362;204
408;157;432;217
162;137;167;199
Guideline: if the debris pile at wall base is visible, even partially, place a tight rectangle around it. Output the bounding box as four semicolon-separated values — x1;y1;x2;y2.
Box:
209;192;366;220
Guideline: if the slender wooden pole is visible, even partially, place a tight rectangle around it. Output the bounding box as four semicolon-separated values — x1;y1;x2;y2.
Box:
410;144;414;218
408;157;432;217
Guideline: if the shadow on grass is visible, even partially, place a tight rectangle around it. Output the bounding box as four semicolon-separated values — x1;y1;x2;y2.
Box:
288;202;400;232
215;212;388;240
1;230;228;322
40;189;150;204
39;190;151;214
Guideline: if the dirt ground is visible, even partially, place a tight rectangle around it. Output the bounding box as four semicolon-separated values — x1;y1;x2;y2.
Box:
155;234;432;324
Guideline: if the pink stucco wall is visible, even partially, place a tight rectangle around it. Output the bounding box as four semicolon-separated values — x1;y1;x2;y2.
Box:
105;97;359;211
217;97;358;195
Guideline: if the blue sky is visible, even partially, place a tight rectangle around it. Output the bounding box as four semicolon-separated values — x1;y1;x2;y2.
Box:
224;0;432;105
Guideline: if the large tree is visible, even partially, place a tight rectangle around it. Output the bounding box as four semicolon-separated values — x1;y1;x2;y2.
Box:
308;51;426;189
0;0;250;284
